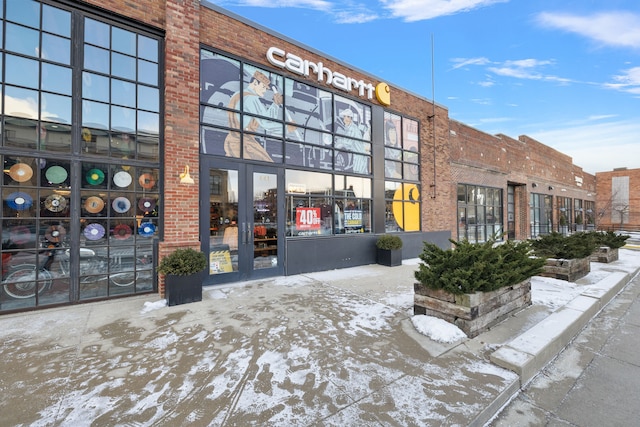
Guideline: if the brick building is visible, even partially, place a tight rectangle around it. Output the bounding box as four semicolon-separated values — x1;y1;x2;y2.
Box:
0;0;596;313
596;168;640;230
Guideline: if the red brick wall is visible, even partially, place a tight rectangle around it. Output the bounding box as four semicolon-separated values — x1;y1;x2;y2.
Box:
596;169;640;230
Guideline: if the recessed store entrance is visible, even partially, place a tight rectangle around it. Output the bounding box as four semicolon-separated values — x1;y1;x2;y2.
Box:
201;159;284;284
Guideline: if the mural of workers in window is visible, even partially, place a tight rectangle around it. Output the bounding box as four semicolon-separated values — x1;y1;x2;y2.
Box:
403;118;419;181
200;51;293;162
384;112;402;178
333;95;371;175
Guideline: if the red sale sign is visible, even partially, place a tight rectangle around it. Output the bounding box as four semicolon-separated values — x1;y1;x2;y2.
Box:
296;207;321;230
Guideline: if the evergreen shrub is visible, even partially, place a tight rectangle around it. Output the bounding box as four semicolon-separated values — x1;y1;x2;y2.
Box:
414;238;545;295
157;247;207;276
530;232;598;260
587;230;630;249
376;234;403;250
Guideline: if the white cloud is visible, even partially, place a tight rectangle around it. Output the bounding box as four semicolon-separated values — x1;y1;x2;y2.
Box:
529;119;640;173
334;10;378;24
450;57;492;70
605;66;640;95
215;0;333;11
536;11;640;49
382;0;508;22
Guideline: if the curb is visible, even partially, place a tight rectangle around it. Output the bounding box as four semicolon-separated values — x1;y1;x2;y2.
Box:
466;269;638;426
489;270;632;385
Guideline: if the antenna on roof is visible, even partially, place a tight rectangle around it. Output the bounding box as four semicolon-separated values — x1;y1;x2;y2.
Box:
430;33;437;199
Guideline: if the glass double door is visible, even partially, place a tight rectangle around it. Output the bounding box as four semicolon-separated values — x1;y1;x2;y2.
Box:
202;160;283;284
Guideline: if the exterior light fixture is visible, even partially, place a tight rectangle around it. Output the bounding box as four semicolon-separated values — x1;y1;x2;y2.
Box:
179;165;194;184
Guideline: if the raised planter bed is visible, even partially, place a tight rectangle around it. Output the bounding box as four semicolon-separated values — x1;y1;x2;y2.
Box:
414;279;532;338
590;246;618;263
540;256;590;282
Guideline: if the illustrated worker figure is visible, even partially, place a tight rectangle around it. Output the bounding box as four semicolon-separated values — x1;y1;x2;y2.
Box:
224;70;284;161
336;109;368;174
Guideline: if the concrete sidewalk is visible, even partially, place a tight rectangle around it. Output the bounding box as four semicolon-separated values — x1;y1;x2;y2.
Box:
1;250;639;426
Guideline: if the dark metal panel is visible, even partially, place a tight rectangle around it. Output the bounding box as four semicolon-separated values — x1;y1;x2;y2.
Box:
285;231;451;275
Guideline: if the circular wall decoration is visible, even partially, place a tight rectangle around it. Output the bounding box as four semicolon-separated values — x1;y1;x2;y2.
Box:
113;224;132;240
45;166;68;184
111;197;131;214
45;225;66;243
138;222;156;237
44;194;67;213
85;196;105;214
9;163;34;182
83;223;106;241
138;173;156;189
6;192;33;211
113;171;132;188
138;198;156;213
86;168;105;185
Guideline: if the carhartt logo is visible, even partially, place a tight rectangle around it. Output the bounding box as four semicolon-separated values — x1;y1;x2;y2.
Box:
267;47;390;105
375;82;390;106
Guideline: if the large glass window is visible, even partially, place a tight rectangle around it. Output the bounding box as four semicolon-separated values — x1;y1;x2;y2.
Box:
82;18;160;162
557;196;572;234
384;112;419;181
385;182;421;233
458;184;503;242
0;2;161;311
530;193;553;238
285;170;371;237
584;200;596;229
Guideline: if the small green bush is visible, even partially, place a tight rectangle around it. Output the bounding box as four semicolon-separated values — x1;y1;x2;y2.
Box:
414;238;545;295
376;234;403;250
586;230;630;249
157;247;207;276
529;232;598;260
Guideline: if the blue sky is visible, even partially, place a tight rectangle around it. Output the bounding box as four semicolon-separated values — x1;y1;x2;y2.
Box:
206;0;640;175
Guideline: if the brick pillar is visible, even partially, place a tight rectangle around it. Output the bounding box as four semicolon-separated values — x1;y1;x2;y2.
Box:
159;0;201;296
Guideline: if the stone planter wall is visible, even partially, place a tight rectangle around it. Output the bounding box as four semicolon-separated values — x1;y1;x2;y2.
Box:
414;279;532;338
590;246;619;263
540;257;590;282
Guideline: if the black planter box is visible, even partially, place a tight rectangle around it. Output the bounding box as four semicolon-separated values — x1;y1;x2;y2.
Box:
165;270;204;306
377;248;402;267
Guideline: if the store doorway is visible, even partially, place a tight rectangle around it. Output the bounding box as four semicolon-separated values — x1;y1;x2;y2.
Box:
201;160;284;284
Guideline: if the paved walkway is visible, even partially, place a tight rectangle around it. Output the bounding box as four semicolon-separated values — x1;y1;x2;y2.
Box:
489;258;640;426
1;250;639;426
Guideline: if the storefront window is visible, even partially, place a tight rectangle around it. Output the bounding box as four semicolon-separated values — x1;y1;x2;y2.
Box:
0;2;161;311
530;193;553;237
384;112;419;181
557;196;572;234
385;182;421;233
285;170;371;236
458;184;503;242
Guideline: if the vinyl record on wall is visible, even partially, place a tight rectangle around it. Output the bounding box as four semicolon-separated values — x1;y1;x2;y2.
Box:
9;163;34;182
83;223;106;241
111;197;131;214
44;194;67;213
85;196;105;214
45;166;68;184
6;192;33;211
86;168;105;185
138;222;156;237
